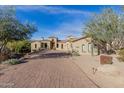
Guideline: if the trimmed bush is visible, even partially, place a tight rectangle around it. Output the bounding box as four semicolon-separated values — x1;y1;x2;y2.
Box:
2;59;22;65
118;49;124;62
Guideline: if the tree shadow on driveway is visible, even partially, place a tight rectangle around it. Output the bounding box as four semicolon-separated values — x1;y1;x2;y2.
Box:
29;52;72;59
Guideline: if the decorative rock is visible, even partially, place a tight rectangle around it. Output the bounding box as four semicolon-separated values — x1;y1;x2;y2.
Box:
100;55;113;64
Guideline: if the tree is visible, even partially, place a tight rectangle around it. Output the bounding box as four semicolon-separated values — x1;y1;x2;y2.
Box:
84;8;124;54
0;6;37;54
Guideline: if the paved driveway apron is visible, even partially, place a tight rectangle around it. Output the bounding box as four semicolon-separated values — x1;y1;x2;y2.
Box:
0;51;98;88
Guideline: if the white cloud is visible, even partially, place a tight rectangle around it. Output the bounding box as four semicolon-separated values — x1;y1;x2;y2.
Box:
16;5;93;16
39;6;92;15
16;6;89;40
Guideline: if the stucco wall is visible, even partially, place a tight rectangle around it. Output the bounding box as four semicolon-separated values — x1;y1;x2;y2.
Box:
41;41;51;49
48;37;57;49
31;41;51;52
72;38;92;55
31;37;98;55
31;41;41;52
56;42;66;51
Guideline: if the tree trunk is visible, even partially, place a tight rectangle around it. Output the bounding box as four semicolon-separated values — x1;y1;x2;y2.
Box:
103;45;108;54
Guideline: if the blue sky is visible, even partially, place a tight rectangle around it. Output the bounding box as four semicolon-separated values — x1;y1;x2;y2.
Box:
15;5;121;40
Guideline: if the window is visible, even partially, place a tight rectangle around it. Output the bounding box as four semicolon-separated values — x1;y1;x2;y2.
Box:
61;44;63;49
41;43;44;48
88;43;91;52
82;44;85;52
35;44;37;48
45;43;47;48
57;44;59;48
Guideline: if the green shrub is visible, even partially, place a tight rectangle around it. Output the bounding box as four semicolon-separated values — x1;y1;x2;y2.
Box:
118;49;124;62
71;50;80;56
2;59;21;65
7;40;31;54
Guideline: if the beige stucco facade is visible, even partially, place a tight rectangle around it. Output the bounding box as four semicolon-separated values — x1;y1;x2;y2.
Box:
31;40;51;52
71;37;92;54
31;36;98;55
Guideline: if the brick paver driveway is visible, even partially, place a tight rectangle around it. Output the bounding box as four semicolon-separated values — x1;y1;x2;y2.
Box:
0;50;99;88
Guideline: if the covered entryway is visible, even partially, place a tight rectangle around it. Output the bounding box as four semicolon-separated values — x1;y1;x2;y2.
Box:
50;39;56;50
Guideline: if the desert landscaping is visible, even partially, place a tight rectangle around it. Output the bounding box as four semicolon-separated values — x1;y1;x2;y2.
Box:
1;6;124;88
0;50;124;88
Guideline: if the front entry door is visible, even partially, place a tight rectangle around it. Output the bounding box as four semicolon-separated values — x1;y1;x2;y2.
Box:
51;39;55;50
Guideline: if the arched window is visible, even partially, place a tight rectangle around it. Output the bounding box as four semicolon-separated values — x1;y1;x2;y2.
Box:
35;44;37;48
82;44;85;52
61;44;63;49
41;43;44;48
57;44;59;48
45;43;47;48
88;43;91;52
